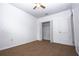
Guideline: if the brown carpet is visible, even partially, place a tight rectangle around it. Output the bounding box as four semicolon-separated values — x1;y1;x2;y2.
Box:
0;40;77;56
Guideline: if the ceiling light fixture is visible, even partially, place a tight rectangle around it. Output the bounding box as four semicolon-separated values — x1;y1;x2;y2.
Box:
33;3;46;9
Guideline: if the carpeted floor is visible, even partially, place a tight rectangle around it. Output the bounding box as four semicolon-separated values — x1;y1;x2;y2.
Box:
0;40;77;56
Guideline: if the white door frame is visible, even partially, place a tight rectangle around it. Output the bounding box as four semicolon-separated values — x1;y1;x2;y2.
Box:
39;20;53;42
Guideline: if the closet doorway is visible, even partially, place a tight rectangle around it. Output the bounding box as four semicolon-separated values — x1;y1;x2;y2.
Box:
42;22;50;41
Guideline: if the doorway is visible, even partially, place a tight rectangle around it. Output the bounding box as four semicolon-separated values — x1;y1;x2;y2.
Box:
42;22;50;41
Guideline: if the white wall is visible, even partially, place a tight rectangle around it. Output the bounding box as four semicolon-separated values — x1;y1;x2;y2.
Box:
0;4;37;50
37;10;73;46
72;4;79;55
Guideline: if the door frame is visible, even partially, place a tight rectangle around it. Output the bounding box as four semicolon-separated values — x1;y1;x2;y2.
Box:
42;21;50;40
39;20;53;42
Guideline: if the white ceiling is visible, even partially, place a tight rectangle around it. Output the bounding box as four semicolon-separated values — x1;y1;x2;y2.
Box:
11;3;72;18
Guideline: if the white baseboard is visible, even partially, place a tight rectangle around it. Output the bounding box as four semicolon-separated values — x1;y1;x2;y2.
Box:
0;39;36;51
